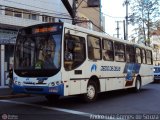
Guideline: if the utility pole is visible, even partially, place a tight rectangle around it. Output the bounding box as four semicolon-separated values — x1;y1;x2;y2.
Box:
124;0;129;40
123;20;126;40
147;11;150;45
72;0;77;25
115;21;121;38
115;21;125;39
61;0;77;25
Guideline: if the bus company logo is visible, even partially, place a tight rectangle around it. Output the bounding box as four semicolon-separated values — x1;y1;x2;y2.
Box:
91;64;97;72
37;77;48;84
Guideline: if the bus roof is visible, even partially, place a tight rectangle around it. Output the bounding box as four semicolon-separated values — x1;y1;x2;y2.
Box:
20;22;152;51
63;22;152;50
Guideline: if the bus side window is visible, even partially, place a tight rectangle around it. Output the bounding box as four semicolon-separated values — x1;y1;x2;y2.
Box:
64;34;86;71
102;39;114;61
142;49;146;64
88;35;101;60
114;42;125;62
64;40;75;61
126;45;135;63
146;50;152;65
135;47;142;63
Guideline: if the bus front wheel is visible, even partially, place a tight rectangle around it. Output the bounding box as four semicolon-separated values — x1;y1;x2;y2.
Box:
83;81;97;102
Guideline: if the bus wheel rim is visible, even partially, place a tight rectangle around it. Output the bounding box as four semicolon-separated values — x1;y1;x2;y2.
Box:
87;85;95;99
137;80;140;90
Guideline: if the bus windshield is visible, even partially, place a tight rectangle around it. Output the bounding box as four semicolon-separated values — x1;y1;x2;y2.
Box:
14;26;62;77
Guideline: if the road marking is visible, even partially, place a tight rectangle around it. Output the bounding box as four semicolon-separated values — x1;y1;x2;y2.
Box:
0;100;120;120
0;100;91;117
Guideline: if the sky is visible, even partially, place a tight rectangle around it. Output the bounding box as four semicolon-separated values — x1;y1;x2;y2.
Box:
101;0;131;39
101;0;160;40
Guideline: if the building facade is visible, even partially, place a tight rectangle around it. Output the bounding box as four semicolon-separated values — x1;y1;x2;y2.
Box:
76;0;105;32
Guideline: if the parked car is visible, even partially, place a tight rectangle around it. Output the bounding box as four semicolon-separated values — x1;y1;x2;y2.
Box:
153;66;160;83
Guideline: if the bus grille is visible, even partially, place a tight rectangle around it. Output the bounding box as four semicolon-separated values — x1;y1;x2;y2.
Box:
25;88;43;92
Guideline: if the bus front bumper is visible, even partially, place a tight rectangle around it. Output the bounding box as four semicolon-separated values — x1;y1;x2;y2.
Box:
12;84;64;96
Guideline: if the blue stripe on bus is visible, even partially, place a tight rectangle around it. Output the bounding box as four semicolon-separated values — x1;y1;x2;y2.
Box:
12;84;64;96
123;63;141;81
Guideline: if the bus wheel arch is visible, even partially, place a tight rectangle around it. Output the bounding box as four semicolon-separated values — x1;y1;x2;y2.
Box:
134;75;142;92
83;76;100;102
88;76;100;92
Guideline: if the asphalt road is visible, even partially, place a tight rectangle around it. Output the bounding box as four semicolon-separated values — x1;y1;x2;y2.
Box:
0;83;160;120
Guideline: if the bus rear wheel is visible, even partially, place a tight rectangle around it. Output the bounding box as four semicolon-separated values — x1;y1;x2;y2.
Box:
134;77;141;92
83;81;97;102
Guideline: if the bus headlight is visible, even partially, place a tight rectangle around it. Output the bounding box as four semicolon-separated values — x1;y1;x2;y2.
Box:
18;82;21;86
56;81;60;85
14;80;18;85
48;82;55;87
14;80;22;86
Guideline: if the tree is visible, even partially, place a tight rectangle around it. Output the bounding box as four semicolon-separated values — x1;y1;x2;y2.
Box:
155;20;160;28
128;0;160;46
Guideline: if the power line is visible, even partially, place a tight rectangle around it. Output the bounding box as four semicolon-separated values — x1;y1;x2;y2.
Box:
76;19;110;35
2;5;71;18
0;8;73;21
1;0;111;35
3;0;70;17
76;0;84;9
3;0;124;24
75;0;124;35
32;0;56;5
82;0;124;19
1;7;109;35
75;0;114;35
3;0;125;20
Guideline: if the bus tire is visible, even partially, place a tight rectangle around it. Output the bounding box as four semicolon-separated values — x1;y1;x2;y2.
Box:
134;77;141;92
45;94;59;104
83;81;97;102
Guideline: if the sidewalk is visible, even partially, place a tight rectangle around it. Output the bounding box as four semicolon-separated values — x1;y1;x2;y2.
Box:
0;88;30;99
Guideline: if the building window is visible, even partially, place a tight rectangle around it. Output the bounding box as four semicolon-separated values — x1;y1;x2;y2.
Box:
42;15;54;23
5;7;40;20
88;35;101;60
31;14;38;20
114;42;125;62
102;39;114;61
23;11;31;19
5;7;14;16
14;8;22;18
42;15;48;22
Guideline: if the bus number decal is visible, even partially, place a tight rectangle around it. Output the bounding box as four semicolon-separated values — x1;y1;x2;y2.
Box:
101;66;121;71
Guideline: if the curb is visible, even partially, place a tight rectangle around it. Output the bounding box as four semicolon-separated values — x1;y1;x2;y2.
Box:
0;94;31;99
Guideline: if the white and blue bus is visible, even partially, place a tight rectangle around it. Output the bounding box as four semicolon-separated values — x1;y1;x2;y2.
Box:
13;22;153;102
